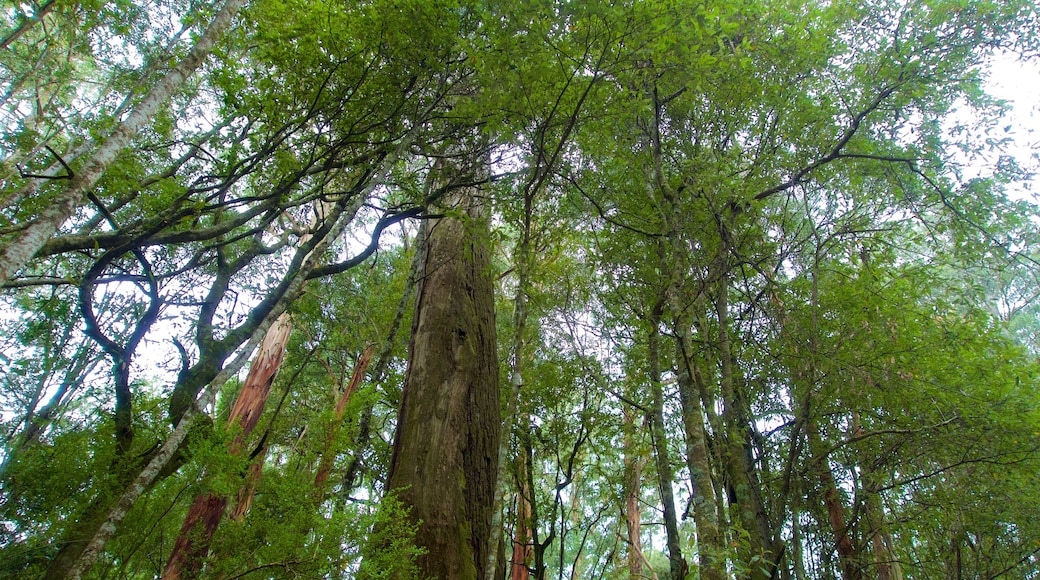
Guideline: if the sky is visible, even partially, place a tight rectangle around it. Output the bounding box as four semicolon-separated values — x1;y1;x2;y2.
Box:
984;53;1040;203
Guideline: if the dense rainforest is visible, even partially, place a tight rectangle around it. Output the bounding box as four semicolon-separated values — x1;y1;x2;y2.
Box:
2;0;1040;578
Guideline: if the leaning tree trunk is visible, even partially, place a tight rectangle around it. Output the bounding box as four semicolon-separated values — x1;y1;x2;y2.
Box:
0;0;245;286
382;158;501;579
162;312;293;580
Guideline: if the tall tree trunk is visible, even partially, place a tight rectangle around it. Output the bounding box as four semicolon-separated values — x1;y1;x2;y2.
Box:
0;0;245;286
383;157;501;579
489;187;535;580
162;313;292;580
715;274;778;580
622;405;647;580
648;303;687;580
676;314;725;580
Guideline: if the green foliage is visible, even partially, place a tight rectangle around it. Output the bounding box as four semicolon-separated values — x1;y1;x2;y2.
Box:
2;0;1040;577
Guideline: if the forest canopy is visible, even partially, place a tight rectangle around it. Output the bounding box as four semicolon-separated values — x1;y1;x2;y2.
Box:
2;0;1039;578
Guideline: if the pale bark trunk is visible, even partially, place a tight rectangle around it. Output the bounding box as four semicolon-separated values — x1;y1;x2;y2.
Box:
61;318;270;580
383;158;500;579
0;0;245;286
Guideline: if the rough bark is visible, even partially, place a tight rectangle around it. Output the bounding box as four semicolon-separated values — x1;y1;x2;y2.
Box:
0;0;246;287
162;312;293;580
383;164;500;579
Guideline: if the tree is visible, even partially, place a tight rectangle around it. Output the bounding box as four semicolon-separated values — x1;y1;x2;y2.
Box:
381;151;501;579
2;0;1040;578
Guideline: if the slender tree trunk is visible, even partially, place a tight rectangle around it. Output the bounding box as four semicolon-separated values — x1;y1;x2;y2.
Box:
0;0;57;50
489;191;535;580
0;0;245;286
343;225;424;495
229;448;266;522
806;421;861;580
715;274;778;580
382;156;501;579
622;405;647;580
161;313;293;580
648;304;687;580
511;441;533;580
313;345;374;496
676;316;725;580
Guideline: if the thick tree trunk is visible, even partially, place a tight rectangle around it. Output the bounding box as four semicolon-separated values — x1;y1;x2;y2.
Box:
162;313;292;580
383;162;501;579
0;0;245;286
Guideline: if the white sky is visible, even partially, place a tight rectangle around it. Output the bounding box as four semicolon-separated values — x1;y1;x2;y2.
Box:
984;54;1040;203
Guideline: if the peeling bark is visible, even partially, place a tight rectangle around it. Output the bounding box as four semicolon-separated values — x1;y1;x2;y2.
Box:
161;313;292;580
314;345;375;496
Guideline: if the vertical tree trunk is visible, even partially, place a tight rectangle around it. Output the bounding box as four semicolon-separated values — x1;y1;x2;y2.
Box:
383;158;501;579
676;316;726;580
510;442;533;580
715;274;778;580
648;303;687;580
622;405;646;580
162;313;292;580
489;190;535;580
